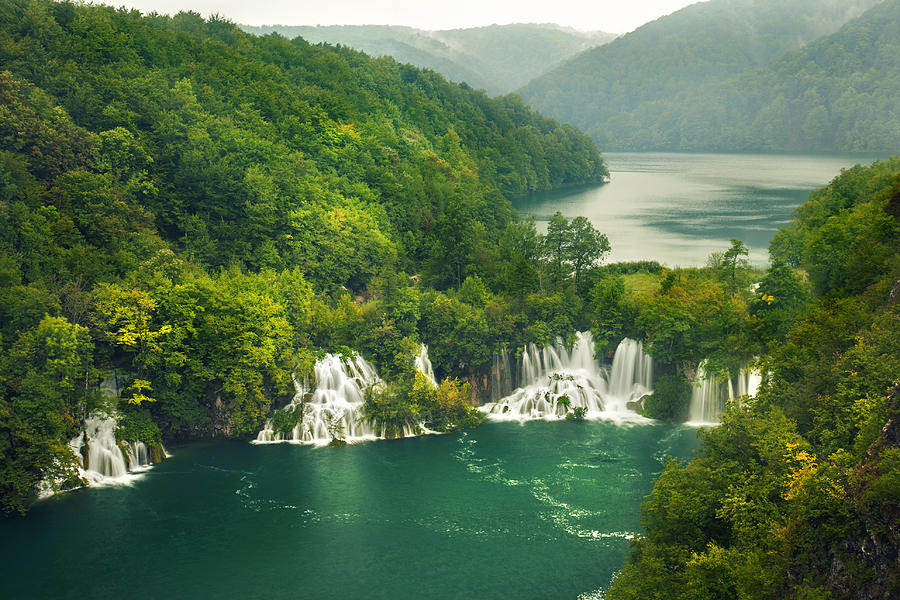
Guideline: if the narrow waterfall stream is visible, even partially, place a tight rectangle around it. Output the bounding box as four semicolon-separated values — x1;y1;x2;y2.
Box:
687;362;762;425
63;412;160;491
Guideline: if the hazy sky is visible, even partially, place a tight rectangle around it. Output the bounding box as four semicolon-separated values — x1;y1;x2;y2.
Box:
115;0;700;33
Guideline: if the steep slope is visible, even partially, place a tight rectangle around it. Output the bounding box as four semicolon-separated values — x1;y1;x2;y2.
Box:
607;157;900;600
240;23;617;96
0;1;606;280
519;0;881;149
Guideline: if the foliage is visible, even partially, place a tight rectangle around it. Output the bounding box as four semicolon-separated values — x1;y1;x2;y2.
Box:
565;406;587;421
271;402;305;438
0;316;93;514
643;375;692;422
241;23;616;96
362;383;422;439
0;0;615;512
116;407;162;445
543;211;610;290
363;373;483;438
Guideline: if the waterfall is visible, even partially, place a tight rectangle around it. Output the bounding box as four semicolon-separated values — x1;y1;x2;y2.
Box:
687;362;761;425
64;413;156;487
607;339;653;408
294;352;381;443
256;352;387;445
84;414;129;480
256;347;449;445
734;366;762;399
479;334;653;424
124;441;151;472
491;346;515;401
687;362;722;425
415;344;437;387
50;409;164;496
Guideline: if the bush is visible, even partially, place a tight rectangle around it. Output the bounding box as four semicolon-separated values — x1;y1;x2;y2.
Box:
565;406;588;421
643;374;692;421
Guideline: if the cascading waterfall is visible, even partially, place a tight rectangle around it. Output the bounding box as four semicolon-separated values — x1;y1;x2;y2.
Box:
124;441;151;472
729;366;762;401
607;339;653;406
479;333;653;424
65;413;157;487
687;362;761;425
259;353;382;444
256;347;443;445
687;362;721;425
84;414;129;480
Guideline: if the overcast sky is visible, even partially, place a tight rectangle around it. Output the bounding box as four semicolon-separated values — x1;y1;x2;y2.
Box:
114;0;701;33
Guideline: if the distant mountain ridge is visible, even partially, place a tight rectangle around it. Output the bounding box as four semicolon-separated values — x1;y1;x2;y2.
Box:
614;0;900;151
239;23;618;96
517;0;886;151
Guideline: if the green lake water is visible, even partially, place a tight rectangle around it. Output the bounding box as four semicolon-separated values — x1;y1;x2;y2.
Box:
0;421;700;600
515;152;886;266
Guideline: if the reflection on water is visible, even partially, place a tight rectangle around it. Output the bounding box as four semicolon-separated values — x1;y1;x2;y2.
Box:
514;152;885;266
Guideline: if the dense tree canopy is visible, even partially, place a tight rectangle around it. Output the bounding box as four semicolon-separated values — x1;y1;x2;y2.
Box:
239;23;617;96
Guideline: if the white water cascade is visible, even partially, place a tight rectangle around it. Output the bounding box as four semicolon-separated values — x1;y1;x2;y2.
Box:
124;441;152;472
687;362;761;425
66;413;155;487
256;353;382;444
415;344;437;387
256;347;444;445
479;333;653;424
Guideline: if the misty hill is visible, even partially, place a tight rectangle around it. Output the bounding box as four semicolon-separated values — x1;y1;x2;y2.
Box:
613;0;900;151
518;0;882;149
239;23;617;96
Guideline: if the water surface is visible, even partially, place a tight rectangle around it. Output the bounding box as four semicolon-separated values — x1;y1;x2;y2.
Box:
1;421;699;600
516;152;885;266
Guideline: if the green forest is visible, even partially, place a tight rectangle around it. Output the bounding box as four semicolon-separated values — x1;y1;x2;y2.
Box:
0;0;610;513
606;158;900;599
0;1;898;599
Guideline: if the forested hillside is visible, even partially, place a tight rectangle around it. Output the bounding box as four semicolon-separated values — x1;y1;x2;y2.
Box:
239;23;617;96
611;0;900;151
607;159;900;599
518;0;884;151
0;0;607;513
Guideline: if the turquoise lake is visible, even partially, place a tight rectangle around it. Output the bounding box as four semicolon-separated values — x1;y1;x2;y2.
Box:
0;421;699;600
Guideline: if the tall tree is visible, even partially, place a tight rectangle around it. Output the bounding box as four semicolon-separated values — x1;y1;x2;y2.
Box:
722;238;750;295
544;211;570;287
567;216;610;291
